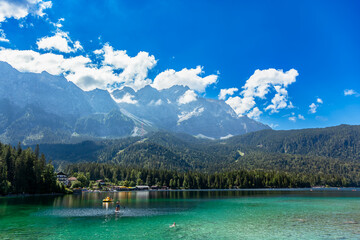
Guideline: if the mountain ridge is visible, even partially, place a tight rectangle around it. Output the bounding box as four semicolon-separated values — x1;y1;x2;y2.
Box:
0;61;269;144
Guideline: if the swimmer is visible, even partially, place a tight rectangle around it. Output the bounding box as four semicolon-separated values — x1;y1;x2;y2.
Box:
115;201;120;212
170;222;176;228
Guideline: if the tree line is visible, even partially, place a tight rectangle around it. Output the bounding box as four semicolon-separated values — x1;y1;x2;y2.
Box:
65;162;358;189
0;142;64;195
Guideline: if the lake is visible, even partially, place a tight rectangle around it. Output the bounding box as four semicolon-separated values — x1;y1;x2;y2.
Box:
1;189;360;239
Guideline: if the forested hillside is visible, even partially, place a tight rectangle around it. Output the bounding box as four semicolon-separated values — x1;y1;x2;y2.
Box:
226;124;360;161
0;143;64;195
32;125;360;186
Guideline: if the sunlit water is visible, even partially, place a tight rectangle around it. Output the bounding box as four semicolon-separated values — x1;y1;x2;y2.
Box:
1;189;360;239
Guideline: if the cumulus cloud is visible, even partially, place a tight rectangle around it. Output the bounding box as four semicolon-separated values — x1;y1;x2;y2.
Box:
0;0;52;43
95;43;157;90
226;68;298;118
152;66;218;92
37;30;83;53
344;89;359;97
178;90;197;105
247;107;262;120
218;87;238;100
309;97;323;114
309;103;317;114
0;48;119;90
289;113;304;122
0;43;159;91
0;0;52;22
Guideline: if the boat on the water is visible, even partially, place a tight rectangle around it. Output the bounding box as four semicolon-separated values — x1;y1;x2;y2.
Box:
102;197;113;202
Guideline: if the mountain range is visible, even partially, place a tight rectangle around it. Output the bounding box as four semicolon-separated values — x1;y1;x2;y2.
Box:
0;61;269;144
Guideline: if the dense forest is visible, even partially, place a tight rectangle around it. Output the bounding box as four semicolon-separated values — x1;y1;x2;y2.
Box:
0;142;65;195
65;163;358;189
226;124;360;160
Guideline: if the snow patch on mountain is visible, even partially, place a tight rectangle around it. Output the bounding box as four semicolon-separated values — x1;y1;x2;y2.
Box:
194;134;215;140
111;92;138;104
148;99;163;106
178;107;204;124
220;134;233;140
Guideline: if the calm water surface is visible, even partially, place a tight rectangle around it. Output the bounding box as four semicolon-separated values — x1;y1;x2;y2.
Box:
1;189;360;239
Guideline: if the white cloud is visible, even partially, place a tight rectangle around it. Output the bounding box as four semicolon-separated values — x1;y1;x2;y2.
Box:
178;90;197;105
111;92;138;104
37;30;83;53
298;114;305;120
95;43;157;90
0;43;158;91
36;0;52;17
309;103;317;114
177;107;204;124
0;28;8;42
0;0;52;43
289;116;296;122
344;89;359;96
0;0;52;22
218;87;238;100
226;96;255;117
0;48;118;91
309;97;323;114
53;18;64;28
226;68;298;116
247;107;262;120
152;66;218;92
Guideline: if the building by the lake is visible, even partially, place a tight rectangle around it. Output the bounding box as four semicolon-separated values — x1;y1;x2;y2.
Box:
56;172;69;186
68;177;78;186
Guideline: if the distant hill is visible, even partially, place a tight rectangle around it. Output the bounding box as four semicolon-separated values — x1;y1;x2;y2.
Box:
225;124;360;161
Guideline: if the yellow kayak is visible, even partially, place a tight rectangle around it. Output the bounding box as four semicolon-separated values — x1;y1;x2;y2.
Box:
102;197;113;202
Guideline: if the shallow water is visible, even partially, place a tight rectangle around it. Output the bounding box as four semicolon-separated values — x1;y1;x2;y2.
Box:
1;189;360;239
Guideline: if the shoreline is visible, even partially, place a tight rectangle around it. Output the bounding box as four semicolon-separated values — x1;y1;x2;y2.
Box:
0;192;65;198
1;187;358;198
84;187;359;193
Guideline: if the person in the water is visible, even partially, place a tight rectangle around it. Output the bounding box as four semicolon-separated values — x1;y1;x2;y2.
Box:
115;201;120;212
170;222;176;228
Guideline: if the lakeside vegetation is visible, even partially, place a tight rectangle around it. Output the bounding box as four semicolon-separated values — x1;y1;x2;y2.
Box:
0;143;64;195
65;163;358;189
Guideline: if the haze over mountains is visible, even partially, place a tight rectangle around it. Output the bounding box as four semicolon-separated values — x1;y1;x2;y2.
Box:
0;61;269;144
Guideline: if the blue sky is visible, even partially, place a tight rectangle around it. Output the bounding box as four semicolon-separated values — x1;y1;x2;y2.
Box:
0;0;359;129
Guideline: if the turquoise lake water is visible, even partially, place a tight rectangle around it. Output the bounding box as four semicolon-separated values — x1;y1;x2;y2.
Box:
1;189;360;239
